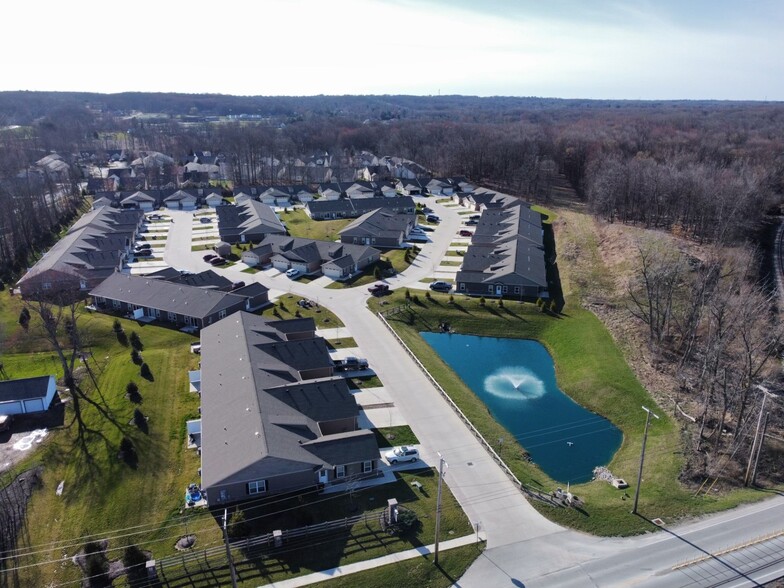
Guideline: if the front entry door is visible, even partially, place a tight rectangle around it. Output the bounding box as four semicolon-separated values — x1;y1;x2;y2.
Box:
318;469;328;484
496;285;502;296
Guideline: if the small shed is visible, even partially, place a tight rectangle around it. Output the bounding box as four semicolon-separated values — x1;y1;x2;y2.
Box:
0;375;57;415
214;241;231;258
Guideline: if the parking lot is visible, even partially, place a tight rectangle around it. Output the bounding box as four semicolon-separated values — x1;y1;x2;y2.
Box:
127;214;172;274
190;209;220;252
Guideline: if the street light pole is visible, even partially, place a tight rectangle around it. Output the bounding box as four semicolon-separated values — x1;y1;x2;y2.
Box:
434;452;448;565
632;406;659;515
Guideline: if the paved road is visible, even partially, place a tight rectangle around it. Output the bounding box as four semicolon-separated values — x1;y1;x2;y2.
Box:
160;202;784;587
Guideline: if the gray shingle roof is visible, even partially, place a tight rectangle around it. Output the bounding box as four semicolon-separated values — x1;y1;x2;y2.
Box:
249;235;379;268
216;200;286;241
340;209;414;240
0;376;53;403
200;312;376;489
90;272;246;318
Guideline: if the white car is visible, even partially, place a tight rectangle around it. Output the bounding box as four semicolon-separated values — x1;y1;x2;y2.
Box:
385;446;419;464
285;268;300;278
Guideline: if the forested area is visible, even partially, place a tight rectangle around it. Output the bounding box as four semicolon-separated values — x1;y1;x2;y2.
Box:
1;92;783;486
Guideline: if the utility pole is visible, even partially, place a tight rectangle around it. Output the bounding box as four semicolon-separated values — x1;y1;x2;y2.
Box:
744;393;767;486
750;412;770;486
632;406;659;515
222;508;239;588
434;452;448;565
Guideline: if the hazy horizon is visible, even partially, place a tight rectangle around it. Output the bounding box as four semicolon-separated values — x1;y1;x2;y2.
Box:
3;0;782;101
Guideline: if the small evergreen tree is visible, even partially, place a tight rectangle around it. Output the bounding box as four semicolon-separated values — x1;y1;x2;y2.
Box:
140;362;153;380
129;331;143;351
122;545;147;584
479;296;486;306
227;507;250;539
130;349;142;365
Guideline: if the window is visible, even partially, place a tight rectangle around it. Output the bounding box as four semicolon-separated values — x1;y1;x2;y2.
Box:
336;465;346;478
218;309;227;319
247;480;267;495
42;282;52;290
113;299;121;309
487;285;493;293
79;280;88;290
502;285;508;293
460;283;466;291
363;461;373;474
168;311;177;322
514;287;521;294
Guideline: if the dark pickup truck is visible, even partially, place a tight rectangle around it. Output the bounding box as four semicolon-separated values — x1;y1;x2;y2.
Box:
368;283;390;296
334;357;369;371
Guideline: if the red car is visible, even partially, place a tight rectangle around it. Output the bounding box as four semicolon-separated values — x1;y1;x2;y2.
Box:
459;230;474;237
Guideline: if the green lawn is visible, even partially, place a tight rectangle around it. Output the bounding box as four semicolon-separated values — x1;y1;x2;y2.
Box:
369;292;769;536
308;544;484;588
1;301;214;586
325;248;419;290
281;208;351;241
260;294;345;328
148;469;477;587
372;426;420;448
531;204;558;224
325;337;358;349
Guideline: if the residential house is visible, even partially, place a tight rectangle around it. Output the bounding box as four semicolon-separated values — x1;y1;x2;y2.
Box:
200;312;379;504
0;376;57;416
90;272;268;329
120;191;156;211
216;200;287;244
426;178;452;196
306;196;415;221
205;192;225;208
345;181;375;199
317;183;344;200
164;190;198;210
17;208;144;300
91;196;114;210
242;235;380;280
339;209;416;249
396;178;427;196
233;192;254;205
455;200;549;301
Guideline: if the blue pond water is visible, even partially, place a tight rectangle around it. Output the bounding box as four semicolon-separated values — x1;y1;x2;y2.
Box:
421;332;622;483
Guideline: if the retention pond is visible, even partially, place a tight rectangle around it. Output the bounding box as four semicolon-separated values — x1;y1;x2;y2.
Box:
421;332;622;483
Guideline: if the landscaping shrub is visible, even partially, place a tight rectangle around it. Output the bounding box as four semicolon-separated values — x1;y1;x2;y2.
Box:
425;290;431;300
374;266;382;279
227;507;250;539
18;308;30;330
82;542;110;588
126;381;141;403
112;319;123;333
118;437;137;466
122;545;148;584
129;331;143;351
498;298;504;308
405;289;411;300
449;294;454;304
395;509;421;536
140;362;153;381
479;296;486;306
130;349;142;365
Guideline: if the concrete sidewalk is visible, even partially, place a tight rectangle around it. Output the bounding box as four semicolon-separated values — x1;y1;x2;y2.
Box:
266;533;485;588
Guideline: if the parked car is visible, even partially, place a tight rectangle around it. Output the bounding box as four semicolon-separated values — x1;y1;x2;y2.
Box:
385;446;419;464
210;257;226;266
459;230;474;237
368;283;390;296
429;281;452;292
230;281;246;290
426;214;441;223
203;253;217;262
408;234;428;243
420;225;435;232
422;206;433;214
465;219;478;226
199;217;212;223
134;249;152;257
470;214;481;220
334;356;369;371
285;268;300;278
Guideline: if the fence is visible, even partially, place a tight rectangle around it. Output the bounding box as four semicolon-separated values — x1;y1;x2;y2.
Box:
376;307;559;506
154;508;385;578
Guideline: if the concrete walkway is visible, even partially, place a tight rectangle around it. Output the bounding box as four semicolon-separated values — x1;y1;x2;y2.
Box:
266;533;485;588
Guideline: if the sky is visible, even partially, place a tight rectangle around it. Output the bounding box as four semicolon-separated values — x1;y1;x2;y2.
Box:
2;0;782;100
